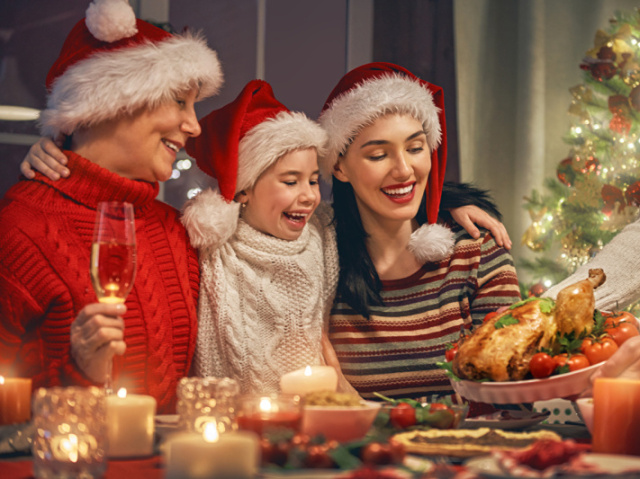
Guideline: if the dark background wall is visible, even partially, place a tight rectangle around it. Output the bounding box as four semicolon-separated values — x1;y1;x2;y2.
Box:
0;0;459;208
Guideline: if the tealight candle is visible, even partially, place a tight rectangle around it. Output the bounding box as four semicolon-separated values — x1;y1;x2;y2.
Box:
105;388;156;458
236;395;302;437
279;365;338;396
165;423;259;479
0;376;32;425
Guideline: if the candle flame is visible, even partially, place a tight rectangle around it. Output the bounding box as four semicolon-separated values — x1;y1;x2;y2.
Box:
259;397;273;412
62;434;79;463
304;365;312;376
0;376;4;385
117;387;127;398
203;421;219;443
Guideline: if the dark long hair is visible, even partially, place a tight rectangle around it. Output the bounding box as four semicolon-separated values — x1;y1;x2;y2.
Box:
331;177;499;318
331;175;428;319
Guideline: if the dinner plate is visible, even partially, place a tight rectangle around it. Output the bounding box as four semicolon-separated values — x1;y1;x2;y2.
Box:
465;453;640;478
451;362;602;404
463;410;550;429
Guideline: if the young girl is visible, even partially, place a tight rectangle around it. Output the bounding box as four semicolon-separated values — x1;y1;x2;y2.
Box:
181;80;338;394
319;63;522;401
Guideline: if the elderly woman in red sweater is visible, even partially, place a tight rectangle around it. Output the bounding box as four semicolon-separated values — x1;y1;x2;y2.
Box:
0;0;221;413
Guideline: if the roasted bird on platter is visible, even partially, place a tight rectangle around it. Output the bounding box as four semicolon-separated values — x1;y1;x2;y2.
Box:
452;269;606;382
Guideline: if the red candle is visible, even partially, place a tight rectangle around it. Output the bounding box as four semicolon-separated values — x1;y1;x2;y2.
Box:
592;377;640;456
0;377;32;425
237;411;301;437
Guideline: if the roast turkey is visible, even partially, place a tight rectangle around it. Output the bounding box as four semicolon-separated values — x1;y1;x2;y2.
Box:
452;268;606;382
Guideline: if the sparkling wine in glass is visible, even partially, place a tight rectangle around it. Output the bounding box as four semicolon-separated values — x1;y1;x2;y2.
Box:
90;201;136;393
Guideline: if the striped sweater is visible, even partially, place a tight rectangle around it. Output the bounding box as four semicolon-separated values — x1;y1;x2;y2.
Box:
328;227;520;400
0;152;199;413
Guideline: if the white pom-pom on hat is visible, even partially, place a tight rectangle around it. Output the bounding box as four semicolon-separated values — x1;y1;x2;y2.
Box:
181;189;240;251
408;223;454;263
86;0;137;42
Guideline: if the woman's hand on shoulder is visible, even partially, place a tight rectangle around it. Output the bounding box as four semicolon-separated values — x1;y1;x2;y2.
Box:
449;205;512;249
20;137;69;180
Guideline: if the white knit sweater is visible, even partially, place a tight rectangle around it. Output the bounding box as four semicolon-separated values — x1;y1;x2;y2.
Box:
182;190;339;394
544;216;640;310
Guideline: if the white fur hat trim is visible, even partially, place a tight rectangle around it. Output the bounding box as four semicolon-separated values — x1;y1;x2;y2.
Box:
39;31;223;138
408;223;454;263
236;110;328;193
86;0;137;42
181;188;240;251
318;73;441;181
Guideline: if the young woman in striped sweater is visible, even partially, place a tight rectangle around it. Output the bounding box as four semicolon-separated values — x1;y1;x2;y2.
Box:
318;63;522;402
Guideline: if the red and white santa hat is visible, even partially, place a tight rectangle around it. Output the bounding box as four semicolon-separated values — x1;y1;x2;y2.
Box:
318;62;453;261
39;0;223;138
186;79;327;202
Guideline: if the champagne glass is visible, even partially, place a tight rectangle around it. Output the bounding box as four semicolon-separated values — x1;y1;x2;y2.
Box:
90;201;137;394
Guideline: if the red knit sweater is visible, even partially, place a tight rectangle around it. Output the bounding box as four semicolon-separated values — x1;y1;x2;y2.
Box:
0;152;199;413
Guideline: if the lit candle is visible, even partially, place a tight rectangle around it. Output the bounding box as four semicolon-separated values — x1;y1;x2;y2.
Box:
279;365;338;396
105;388;156;458
236;396;302;437
0;376;32;425
592;377;640;456
165;423;259;479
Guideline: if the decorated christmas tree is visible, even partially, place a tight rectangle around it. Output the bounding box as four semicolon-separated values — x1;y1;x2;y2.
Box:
522;10;640;308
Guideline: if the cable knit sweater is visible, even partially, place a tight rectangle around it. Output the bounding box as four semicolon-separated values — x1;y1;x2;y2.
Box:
544;215;640;310
0;152;199;413
182;190;339;394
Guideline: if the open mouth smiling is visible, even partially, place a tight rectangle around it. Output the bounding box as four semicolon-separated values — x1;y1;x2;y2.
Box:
382;183;415;198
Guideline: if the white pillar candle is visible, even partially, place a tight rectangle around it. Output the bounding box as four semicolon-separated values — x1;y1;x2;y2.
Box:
279;365;338;396
105;388;156;458
165;427;259;479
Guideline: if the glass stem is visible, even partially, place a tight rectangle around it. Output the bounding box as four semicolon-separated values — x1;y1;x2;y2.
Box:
104;360;114;396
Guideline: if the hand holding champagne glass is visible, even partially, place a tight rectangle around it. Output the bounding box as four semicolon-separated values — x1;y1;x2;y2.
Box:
90;201;136;393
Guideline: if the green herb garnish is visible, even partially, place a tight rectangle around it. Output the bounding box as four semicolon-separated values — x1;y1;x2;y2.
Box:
494;314;519;329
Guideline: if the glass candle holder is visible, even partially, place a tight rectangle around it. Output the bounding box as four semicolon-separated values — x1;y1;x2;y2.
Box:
236;394;302;437
32;386;107;479
176;377;240;434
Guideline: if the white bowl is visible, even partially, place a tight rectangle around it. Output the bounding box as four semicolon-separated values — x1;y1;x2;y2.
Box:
301;400;381;442
575;397;594;433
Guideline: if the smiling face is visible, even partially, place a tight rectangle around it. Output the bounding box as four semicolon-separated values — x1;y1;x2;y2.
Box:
239;148;321;241
333;114;431;227
75;87;202;182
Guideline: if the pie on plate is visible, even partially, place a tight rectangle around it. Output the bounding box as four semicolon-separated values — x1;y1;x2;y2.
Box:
390;428;561;458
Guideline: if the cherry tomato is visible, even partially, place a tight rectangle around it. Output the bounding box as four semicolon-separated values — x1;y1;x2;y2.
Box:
445;342;459;362
567;353;590;372
361;442;395;466
529;352;555;379
604;311;637;328
483;311;500;323
606;321;639;346
581;337;619;365
428;403;455;429
389;402;416;429
303;444;335;469
553;353;568;369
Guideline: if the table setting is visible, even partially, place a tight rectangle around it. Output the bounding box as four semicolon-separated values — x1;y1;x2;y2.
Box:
2;266;640;478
